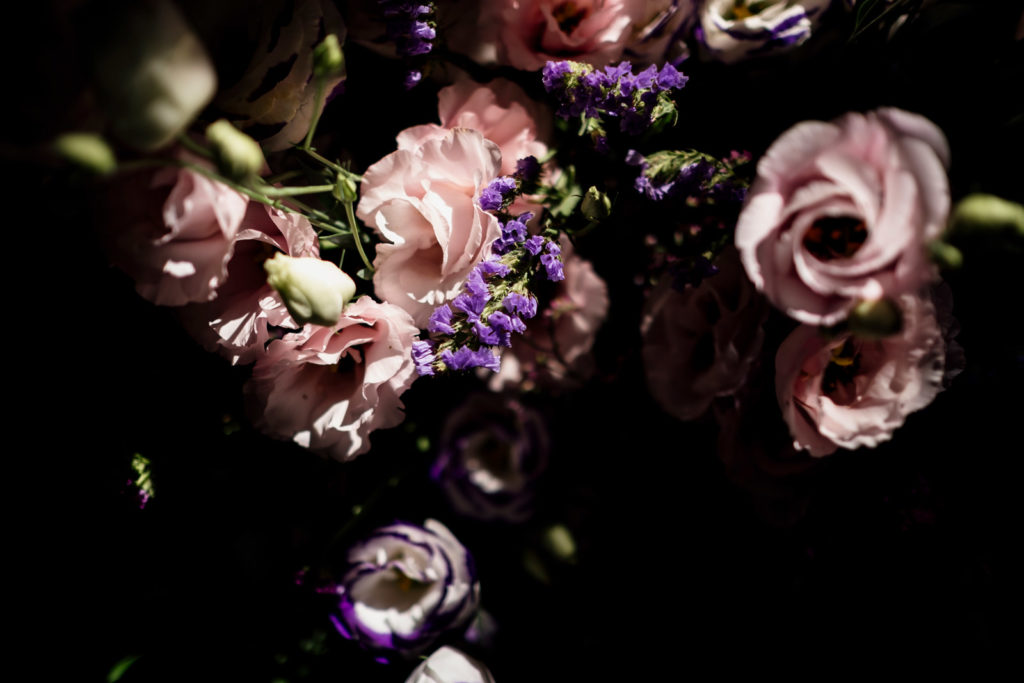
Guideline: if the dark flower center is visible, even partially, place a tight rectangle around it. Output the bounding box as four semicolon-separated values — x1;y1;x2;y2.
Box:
821;338;860;404
803;216;868;261
552;1;588;34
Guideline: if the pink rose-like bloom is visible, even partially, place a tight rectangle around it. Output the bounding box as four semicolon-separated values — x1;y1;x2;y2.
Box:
488;0;691;71
182;203;319;365
105;164;249;306
641;246;768;421
397;78;552;177
490;238;609;391
736;107;950;325
357;128;502;328
775;291;949;457
245;297;419;461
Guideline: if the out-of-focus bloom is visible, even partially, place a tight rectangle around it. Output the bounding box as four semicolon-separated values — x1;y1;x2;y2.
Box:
331;520;480;657
432;394;549;522
641;246;768;421
405;646;496;683
89;0;217;150
397;78;552;177
103;162;248;307
182;203;320;365
245;297;419;460
623;0;697;65
485;0;693;71
735;107;950;325
215;0;346;151
775;290;951;457
205;119;265;181
264;254;357;327
697;0;831;64
490;238;609;391
357;128;503;328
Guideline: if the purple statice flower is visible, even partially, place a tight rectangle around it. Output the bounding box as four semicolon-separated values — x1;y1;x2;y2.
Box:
478;176;517;212
503;292;538;319
523;235;546;255
628;148;746;202
377;1;437;87
412;339;438;376
428;305;455;335
330;519;479;658
431;394;550;523
514;156;541;184
452;289;489;323
540;241;565;281
440;346;501;372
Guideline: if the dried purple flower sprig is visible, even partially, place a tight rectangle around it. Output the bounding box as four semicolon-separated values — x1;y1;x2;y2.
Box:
541;59;688;145
627;148;752;203
377;1;437;88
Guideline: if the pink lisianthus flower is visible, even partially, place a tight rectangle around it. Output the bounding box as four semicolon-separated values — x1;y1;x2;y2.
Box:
245;297;419;461
357;128;503;328
641;246;768;421
490;238;609;391
485;0;692;71
775;290;951;457
104;163;249;307
735;107;950;326
181;203;320;365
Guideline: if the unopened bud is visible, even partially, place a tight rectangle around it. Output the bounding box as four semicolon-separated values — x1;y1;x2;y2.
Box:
205;119;264;181
335;172;358;204
264;254;357;326
948;193;1024;239
580;185;612;222
313;34;345;78
53;132;117;175
847;298;903;340
542;524;577;563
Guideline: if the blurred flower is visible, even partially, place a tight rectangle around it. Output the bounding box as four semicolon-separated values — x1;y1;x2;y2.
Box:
205;119;265;182
405;646;496;683
245;297;419;460
89;0;217;150
432;394;549;522
215;0;346;151
182;203;320;365
736;107;950;325
697;0;831;64
331;520;480;657
357;128;503;328
641;246;768;421
775;290;952;457
264;254;357;327
102;160;248;307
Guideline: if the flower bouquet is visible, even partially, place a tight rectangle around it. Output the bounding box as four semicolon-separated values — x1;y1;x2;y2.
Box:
14;0;1022;678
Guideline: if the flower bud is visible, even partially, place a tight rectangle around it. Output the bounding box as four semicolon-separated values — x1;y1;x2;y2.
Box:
53;132;117;175
264;254;356;326
847;297;903;340
89;0;217;151
334;172;358;204
580;185;612;222
313;34;345;78
948;193;1024;239
205;119;264;181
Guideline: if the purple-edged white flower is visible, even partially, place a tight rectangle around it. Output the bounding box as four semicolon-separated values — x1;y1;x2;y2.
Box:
698;0;832;64
331;519;480;658
432;395;549;523
405;646;496;683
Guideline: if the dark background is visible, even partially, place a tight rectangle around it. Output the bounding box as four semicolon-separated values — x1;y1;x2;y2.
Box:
8;1;1022;679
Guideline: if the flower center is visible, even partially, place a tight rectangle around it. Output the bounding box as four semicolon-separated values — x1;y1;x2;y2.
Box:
552;1;588;34
803;216;868;261
820;338;861;404
726;1;770;21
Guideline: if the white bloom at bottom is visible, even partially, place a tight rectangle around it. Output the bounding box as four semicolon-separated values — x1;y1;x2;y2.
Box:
405;646;496;683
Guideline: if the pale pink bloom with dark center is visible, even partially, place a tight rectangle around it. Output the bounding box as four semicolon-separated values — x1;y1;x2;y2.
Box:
775;291;949;457
736;107;950;325
246;297;419;461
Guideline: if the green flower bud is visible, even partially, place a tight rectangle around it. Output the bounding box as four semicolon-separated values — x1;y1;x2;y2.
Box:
205;119;265;181
313;34;345;78
335;172;359;204
580;185;612;222
265;254;357;327
847;298;903;340
53;132;117;175
948;193;1024;239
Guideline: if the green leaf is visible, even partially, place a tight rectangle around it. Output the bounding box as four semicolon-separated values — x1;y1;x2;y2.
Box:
107;655;141;682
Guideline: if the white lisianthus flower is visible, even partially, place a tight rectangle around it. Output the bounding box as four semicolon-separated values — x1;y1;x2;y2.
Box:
264;254;356;326
405;646;496;683
698;0;833;64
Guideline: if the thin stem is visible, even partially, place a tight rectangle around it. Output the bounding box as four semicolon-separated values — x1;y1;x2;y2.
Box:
302;147;344;173
302;78;327;150
176;133;214;160
344;200;374;274
178;160;299;213
260;183;335;198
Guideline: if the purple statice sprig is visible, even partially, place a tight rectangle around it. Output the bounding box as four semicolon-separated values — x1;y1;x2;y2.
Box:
542;59;688;145
627;148;752;203
414;212;566;376
377;1;437;88
478;156;543;213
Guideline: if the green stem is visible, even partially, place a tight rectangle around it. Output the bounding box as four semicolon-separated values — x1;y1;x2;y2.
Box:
260;183;335;198
344;200;374;273
303;147;344;173
302;77;327;150
176;133;214;160
178;160;298;213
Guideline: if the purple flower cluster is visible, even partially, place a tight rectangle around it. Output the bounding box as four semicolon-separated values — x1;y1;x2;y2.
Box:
377;1;436;88
627;148;751;203
478;156;543;212
542;59;688;136
414;209;566;375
